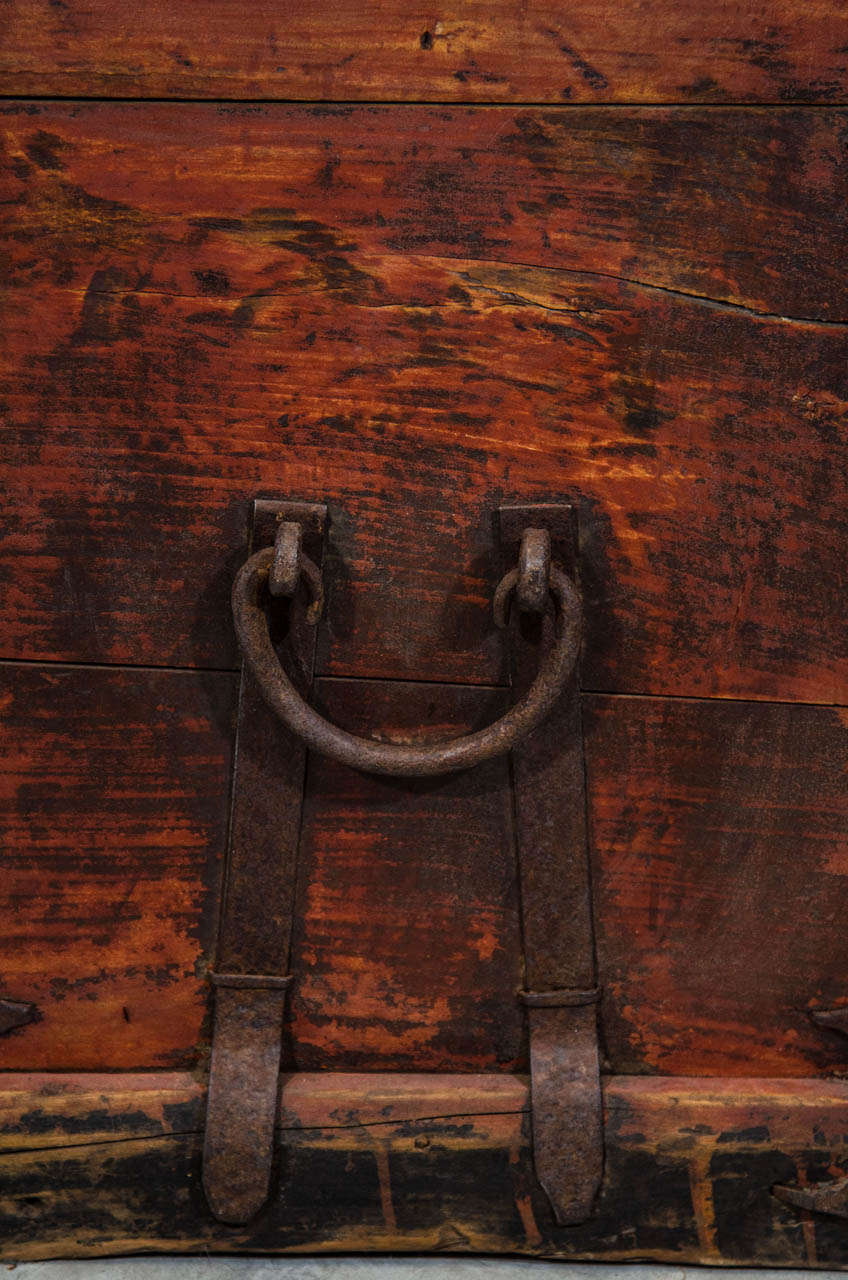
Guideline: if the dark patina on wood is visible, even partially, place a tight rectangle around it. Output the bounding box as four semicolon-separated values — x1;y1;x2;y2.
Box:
1;0;846;1262
2;105;844;703
2;0;847;102
1;1072;847;1264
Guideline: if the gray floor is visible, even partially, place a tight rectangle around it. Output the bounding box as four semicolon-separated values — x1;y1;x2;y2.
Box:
9;1264;844;1279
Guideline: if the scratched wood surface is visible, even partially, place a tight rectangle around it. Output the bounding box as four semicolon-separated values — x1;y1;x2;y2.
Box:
0;1070;844;1263
5;663;844;1076
0;663;234;1070
287;678;523;1071
2;9;847;1259
287;689;848;1077
2;1;847;102
586;695;848;1079
2;103;846;702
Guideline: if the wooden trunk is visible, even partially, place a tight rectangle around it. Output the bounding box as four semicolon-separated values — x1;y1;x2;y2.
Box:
1;0;847;1263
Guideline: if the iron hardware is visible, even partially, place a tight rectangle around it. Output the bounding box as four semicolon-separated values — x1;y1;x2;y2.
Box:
203;499;327;1227
202;499;603;1228
809;1007;848;1036
772;1008;848;1218
232;521;581;776
0;998;38;1036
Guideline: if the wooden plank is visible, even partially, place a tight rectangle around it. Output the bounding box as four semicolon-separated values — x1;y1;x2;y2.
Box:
2;104;845;701
0;663;235;1069
0;1070;845;1263
585;695;848;1078
1;1;846;102
0;1072;207;1151
5;670;845;1077
4;105;845;320
287;678;524;1071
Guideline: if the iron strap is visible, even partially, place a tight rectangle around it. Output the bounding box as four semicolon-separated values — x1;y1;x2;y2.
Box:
500;503;605;1226
203;498;602;1227
202;500;327;1226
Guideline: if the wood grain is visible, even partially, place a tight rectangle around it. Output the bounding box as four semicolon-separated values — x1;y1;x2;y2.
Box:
4;666;846;1076
2;104;846;702
286;678;523;1071
287;689;848;1077
1;1;846;102
586;695;848;1077
0;663;234;1069
0;1070;845;1263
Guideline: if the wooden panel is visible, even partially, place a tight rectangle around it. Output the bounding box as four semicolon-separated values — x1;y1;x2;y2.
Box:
586;695;848;1077
1;1;847;102
2;104;845;701
0;663;235;1069
287;678;524;1070
1;1070;846;1263
6;673;846;1077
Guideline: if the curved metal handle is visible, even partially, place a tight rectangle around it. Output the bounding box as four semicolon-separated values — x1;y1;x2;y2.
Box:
232;526;581;777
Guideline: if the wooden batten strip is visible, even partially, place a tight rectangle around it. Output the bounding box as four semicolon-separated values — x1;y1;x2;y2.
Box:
0;1072;846;1263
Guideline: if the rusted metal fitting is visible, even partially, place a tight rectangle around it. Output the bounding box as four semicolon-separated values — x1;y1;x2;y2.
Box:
233;549;581;776
269;520;325;624
210;972;294;991
0;998;38;1036
494;528;554;629
203;972;295;1225
215;499;602;1230
516;528;551;614
809;1006;848;1035
264;528;323;629
269;521;302;598
773;1174;848;1219
772;1006;848;1218
523;1000;603;1225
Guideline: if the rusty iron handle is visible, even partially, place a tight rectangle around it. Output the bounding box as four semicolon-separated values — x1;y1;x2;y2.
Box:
232;527;581;777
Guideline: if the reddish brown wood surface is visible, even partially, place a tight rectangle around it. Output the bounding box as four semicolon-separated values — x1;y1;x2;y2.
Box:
587;695;848;1077
0;663;234;1069
2;6;846;1262
287;678;523;1071
1;1;847;102
2;104;846;702
284;689;848;1076
2;666;846;1075
1;1070;847;1263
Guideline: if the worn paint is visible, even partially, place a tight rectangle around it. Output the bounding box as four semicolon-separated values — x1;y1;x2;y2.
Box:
1;106;845;702
0;1073;846;1263
585;696;848;1077
1;1;846;101
0;666;234;1070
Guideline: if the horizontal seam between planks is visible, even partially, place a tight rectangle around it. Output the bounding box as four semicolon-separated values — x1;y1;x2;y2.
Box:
0;657;239;677
0;660;841;708
0;657;506;689
2;96;848;109
581;688;848;711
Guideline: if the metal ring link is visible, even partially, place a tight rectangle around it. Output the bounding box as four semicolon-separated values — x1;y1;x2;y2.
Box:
233;540;581;777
